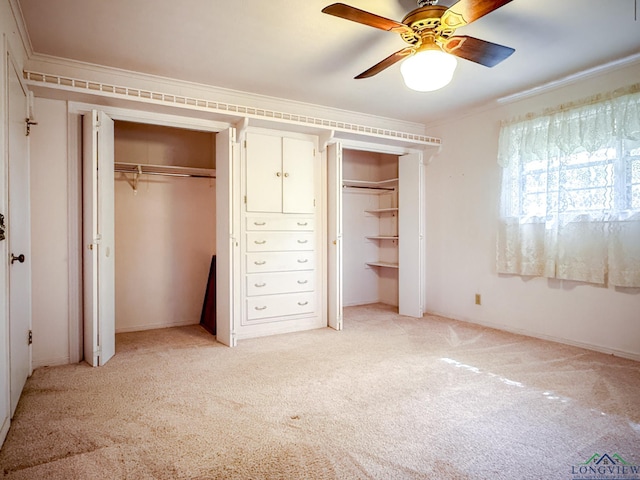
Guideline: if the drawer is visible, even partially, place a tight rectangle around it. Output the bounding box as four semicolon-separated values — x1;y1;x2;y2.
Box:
246;271;315;296
246;292;315;321
246;252;314;273
246;216;314;231
246;232;314;252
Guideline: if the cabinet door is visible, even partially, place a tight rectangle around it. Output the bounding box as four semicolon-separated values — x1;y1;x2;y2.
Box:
246;132;282;213
282;137;315;214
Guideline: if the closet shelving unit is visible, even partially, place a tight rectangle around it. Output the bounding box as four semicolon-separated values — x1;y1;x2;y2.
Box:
343;177;399;270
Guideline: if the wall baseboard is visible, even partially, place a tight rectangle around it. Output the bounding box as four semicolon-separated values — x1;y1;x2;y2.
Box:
32;356;71;369
424;310;640;363
115;321;200;334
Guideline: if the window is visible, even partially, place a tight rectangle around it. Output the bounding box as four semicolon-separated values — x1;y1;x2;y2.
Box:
496;87;640;288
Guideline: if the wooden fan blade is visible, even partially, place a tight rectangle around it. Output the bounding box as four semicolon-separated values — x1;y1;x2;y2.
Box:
443;36;514;67
322;3;413;35
441;0;514;29
355;47;414;79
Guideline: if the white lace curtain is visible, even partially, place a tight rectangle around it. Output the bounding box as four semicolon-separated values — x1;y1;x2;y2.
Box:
496;85;640;287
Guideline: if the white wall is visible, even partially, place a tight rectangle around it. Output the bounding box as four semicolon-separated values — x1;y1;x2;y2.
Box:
30;98;70;367
424;61;640;360
114;173;216;332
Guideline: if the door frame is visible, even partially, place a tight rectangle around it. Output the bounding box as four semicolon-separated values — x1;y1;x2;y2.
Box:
326;138;426;324
67;102;236;361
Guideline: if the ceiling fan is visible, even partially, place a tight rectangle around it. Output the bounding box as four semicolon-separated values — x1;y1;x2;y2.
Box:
322;0;515;91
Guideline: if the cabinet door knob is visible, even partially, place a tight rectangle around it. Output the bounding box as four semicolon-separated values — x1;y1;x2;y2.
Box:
276;172;281;177
254;240;266;245
284;172;289;178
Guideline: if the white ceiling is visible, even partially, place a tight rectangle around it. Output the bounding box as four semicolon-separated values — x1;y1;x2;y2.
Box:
16;0;640;124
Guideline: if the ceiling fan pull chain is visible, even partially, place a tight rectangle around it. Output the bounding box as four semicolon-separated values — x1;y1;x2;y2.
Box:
418;0;438;7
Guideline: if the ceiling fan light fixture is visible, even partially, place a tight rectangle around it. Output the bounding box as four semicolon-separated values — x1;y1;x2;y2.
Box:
400;49;457;92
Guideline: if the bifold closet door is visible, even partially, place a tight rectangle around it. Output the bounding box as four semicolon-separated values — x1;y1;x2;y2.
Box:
398;152;423;318
82;110;115;366
215;127;237;347
327;143;343;330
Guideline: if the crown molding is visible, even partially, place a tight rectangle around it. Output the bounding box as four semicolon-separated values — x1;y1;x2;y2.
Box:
25;52;430;137
497;52;640;105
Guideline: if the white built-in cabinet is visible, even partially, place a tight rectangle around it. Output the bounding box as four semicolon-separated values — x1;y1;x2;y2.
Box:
238;129;324;339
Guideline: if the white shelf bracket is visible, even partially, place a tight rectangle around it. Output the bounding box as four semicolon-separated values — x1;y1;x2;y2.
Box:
424;144;443;165
319;130;335;153
235;118;249;144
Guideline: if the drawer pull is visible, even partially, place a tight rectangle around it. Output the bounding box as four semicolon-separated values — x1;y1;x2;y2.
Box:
254;221;266;226
255;282;266;288
297;239;308;244
254;260;267;265
254;240;267;245
297;280;308;284
297;301;309;306
297;259;308;264
255;306;267;311
297;222;308;226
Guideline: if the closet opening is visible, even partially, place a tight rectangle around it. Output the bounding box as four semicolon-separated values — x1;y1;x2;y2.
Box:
113;121;217;339
342;148;400;312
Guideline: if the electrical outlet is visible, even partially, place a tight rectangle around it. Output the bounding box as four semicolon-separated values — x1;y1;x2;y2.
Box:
475;294;481;305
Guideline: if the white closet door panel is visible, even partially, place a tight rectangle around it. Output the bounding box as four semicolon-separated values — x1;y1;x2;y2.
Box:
246;292;315;321
246;271;315;296
246;132;282;213
327;143;343;330
245;216;314;231
215;127;236;347
246;252;315;273
83;110;116;366
398;152;423;318
282;137;315;213
246;232;315;252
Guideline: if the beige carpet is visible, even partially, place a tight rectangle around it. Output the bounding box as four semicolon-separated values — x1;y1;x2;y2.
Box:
1;304;639;479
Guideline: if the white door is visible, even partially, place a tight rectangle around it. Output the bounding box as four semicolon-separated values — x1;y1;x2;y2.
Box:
282;137;315;214
398;152;424;318
82;110;115;366
245;132;282;213
215;127;237;347
327;143;343;330
7;53;31;416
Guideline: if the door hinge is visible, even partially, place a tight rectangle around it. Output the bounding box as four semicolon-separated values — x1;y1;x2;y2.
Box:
28;330;33;345
244;140;247;148
244;195;247;204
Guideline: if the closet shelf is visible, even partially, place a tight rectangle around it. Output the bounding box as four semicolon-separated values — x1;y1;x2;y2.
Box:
114;162;216;179
343;178;398;191
366;261;399;269
365;207;399;214
366;236;398;240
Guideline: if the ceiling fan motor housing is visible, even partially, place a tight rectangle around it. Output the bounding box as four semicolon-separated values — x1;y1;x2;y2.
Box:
401;6;455;47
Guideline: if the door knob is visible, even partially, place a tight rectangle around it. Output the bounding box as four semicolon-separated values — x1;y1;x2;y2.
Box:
11;254;25;264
